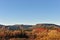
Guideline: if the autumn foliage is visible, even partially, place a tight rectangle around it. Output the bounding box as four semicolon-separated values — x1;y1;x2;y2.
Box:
0;26;60;40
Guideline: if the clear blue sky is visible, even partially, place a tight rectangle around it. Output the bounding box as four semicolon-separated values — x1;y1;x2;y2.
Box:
0;0;60;25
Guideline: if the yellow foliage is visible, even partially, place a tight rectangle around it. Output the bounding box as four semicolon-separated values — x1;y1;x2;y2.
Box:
48;30;60;38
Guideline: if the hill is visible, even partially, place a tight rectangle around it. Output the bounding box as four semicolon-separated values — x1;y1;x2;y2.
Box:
0;24;60;30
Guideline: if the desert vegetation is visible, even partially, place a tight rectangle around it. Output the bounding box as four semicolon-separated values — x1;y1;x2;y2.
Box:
0;24;60;40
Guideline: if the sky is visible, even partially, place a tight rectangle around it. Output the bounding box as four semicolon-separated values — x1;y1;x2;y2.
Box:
0;0;60;25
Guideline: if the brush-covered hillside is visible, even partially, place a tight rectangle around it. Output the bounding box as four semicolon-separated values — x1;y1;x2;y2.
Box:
0;24;60;40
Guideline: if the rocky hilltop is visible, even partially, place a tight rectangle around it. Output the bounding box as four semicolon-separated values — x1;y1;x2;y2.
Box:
0;24;60;30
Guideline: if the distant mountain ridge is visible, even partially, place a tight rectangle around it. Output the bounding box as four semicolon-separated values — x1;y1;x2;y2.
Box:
0;24;60;30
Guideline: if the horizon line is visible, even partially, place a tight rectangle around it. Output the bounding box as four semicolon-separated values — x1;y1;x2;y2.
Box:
0;23;60;25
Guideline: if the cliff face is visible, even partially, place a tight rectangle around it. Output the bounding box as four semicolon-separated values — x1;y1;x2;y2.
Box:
0;24;60;30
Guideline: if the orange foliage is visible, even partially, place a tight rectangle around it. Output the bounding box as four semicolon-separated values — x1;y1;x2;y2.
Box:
0;28;60;40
